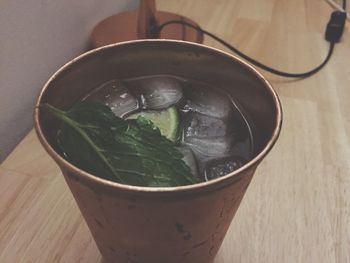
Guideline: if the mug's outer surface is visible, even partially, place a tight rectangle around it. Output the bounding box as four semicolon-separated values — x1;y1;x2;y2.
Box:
63;166;256;263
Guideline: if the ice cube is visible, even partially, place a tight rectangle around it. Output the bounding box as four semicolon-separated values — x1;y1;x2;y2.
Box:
177;146;199;179
182;88;232;119
136;76;183;110
184;113;228;138
183;112;232;157
83;80;138;117
204;156;246;180
184;136;232;157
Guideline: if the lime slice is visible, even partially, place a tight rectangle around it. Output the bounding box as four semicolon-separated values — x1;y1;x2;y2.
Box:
128;106;179;142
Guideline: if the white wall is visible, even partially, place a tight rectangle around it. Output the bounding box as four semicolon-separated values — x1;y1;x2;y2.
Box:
0;0;138;161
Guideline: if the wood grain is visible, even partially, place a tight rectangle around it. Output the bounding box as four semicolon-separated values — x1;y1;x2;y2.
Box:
1;0;349;262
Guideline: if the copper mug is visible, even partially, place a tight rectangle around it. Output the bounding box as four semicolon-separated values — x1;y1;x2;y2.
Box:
34;40;282;263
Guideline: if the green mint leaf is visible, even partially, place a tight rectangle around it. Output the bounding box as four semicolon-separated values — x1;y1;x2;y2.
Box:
42;102;198;187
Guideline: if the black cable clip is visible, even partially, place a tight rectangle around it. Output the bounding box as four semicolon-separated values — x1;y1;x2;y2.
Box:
325;11;346;43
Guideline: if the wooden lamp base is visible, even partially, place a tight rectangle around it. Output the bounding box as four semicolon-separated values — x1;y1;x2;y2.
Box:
91;1;203;48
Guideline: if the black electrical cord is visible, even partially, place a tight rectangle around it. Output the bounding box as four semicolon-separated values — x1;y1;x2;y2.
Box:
155;20;336;78
343;0;346;10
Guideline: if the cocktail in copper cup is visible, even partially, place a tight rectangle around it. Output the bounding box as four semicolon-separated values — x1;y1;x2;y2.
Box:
34;40;282;263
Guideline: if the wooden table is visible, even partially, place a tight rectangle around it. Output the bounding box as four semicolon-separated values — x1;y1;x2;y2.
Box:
1;0;349;262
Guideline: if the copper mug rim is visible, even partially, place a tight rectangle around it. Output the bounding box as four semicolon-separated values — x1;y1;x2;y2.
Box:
33;39;282;194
